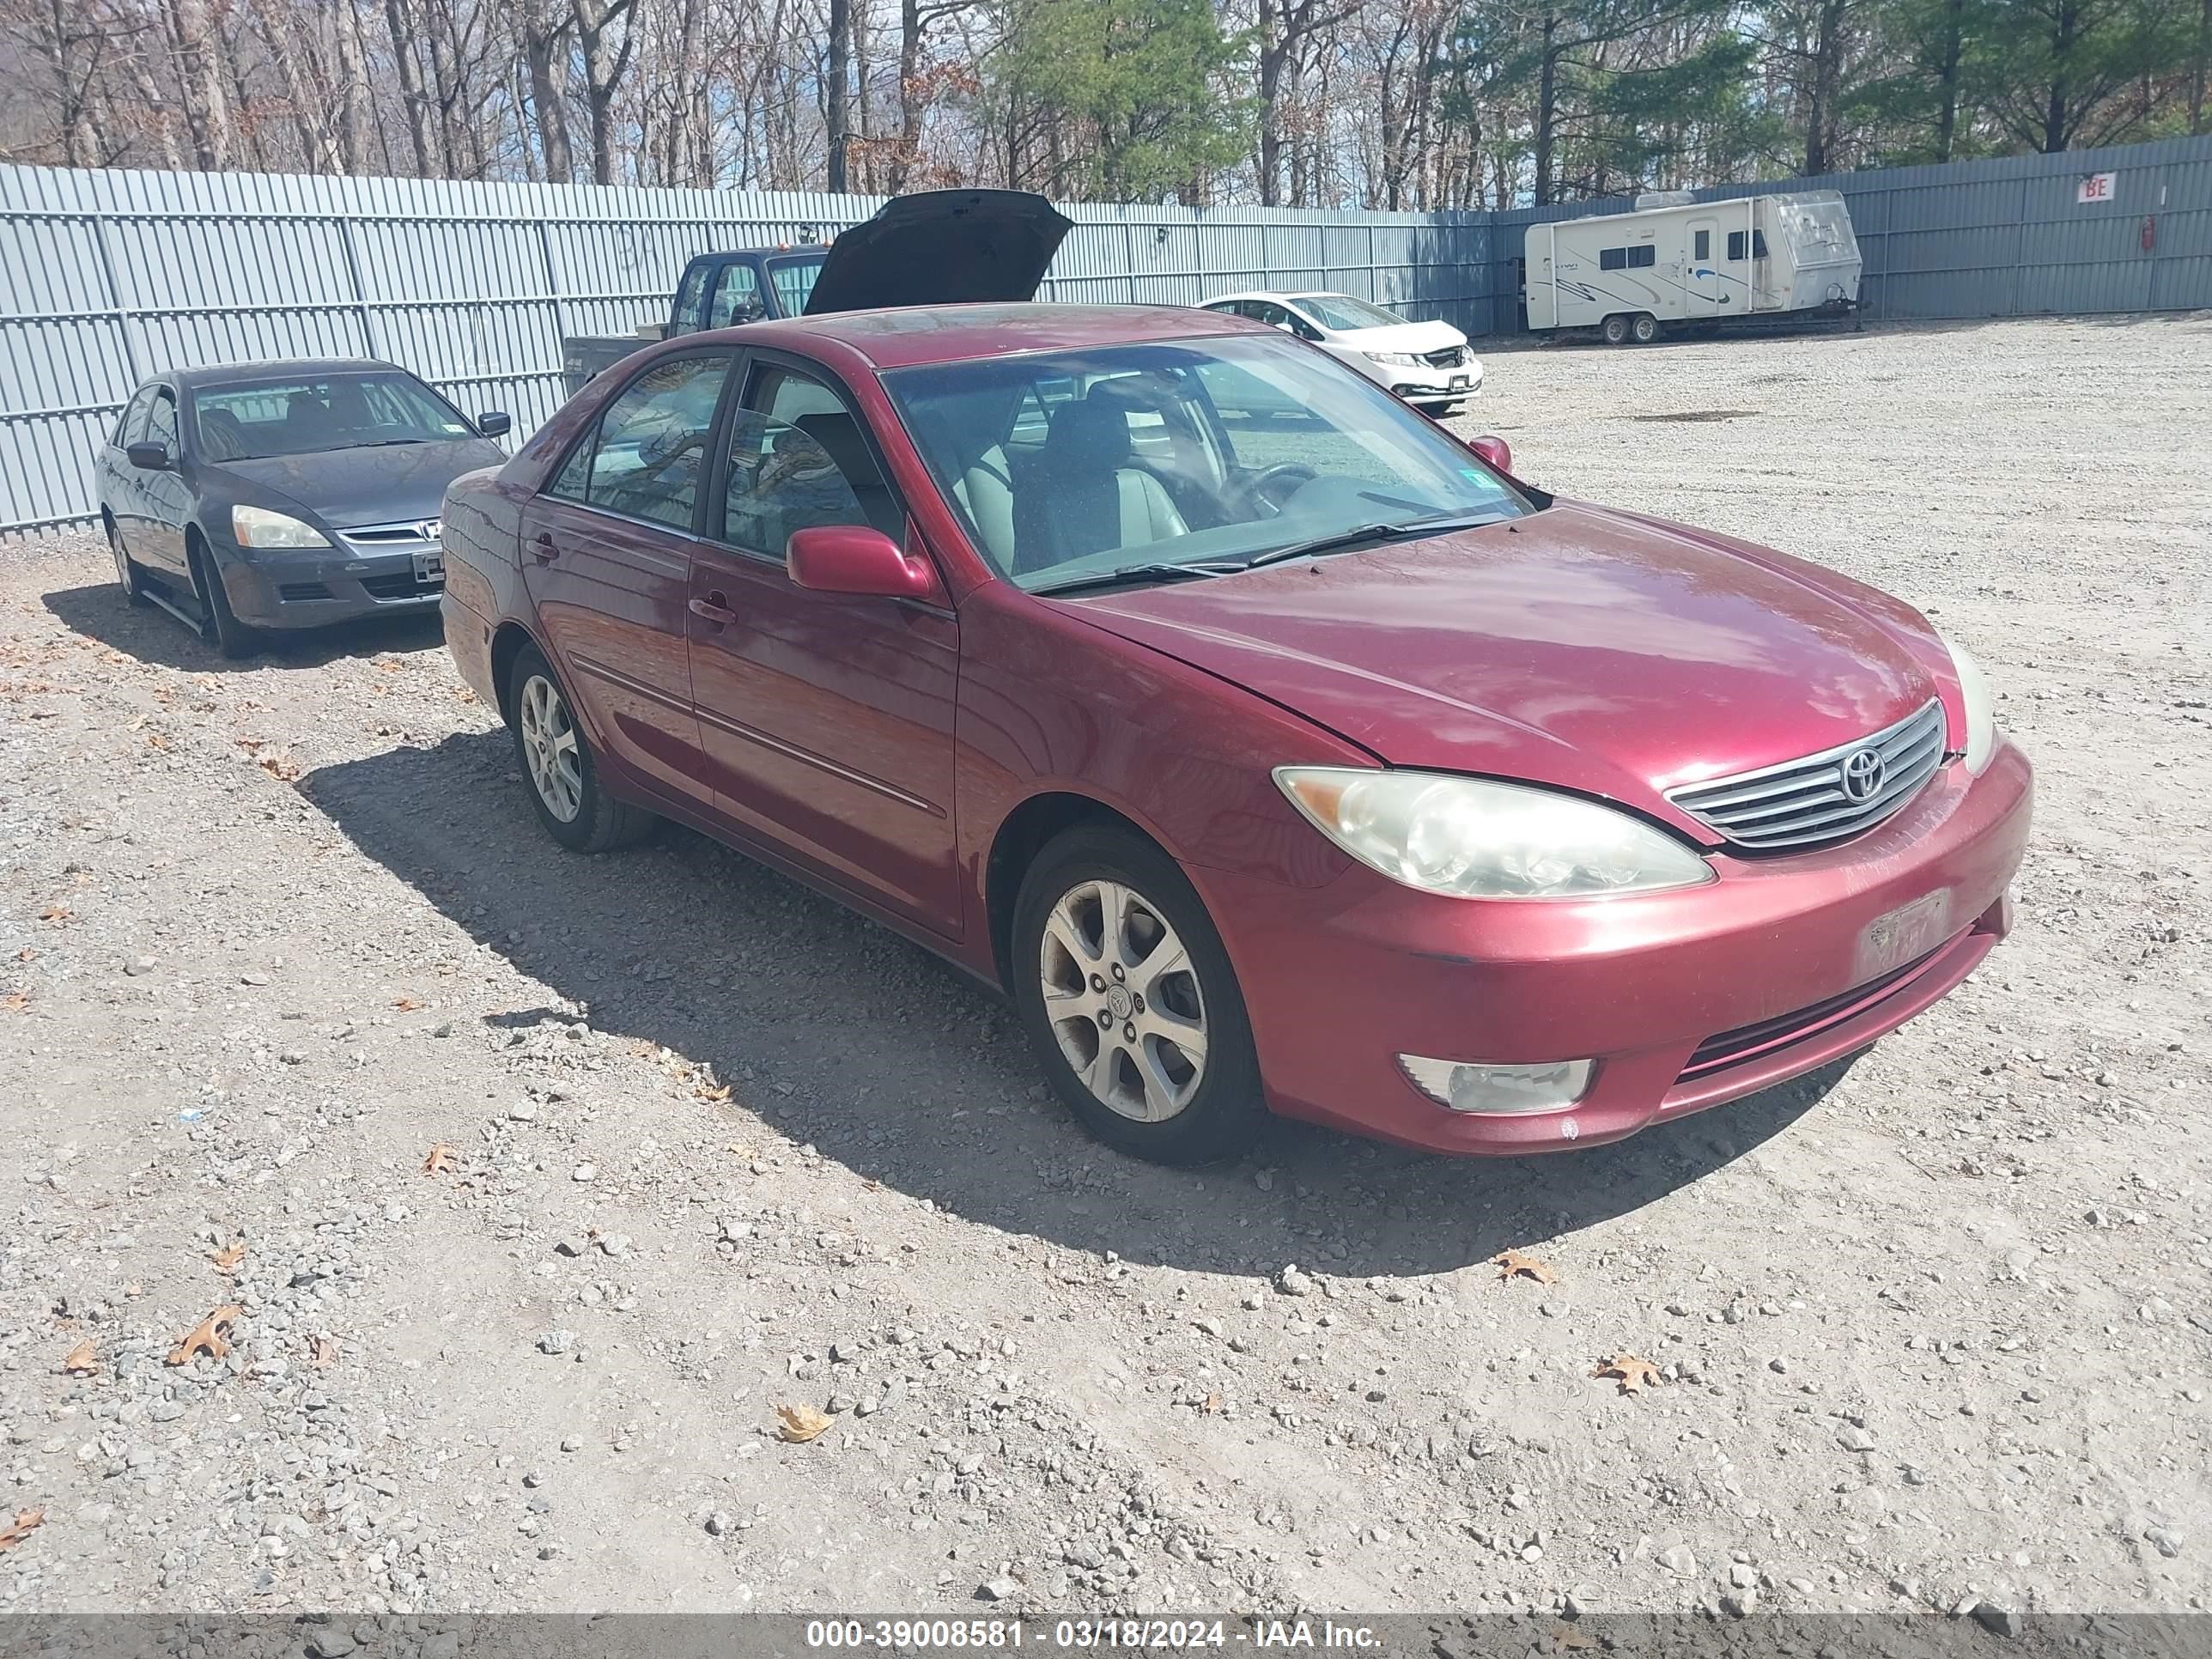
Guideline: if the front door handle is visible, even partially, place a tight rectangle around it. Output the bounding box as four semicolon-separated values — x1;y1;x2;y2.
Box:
689;594;737;625
532;532;558;562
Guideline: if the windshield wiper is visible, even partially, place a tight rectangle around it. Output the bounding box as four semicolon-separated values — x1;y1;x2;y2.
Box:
1238;512;1502;570
1029;560;1250;597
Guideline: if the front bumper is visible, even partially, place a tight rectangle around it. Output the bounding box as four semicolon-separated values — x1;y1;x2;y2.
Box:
1197;738;2033;1155
218;525;447;629
1386;362;1483;404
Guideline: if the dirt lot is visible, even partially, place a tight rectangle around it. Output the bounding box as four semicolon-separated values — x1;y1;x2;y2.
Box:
1;315;2207;1623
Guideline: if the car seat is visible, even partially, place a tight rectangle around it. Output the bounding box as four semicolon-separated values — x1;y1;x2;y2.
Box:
1012;397;1187;576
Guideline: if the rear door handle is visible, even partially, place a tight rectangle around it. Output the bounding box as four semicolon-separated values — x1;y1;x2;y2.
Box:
689;594;737;625
532;532;557;562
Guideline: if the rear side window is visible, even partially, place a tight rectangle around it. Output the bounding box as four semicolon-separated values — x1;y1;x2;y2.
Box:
1627;245;1655;269
1599;247;1626;271
1727;229;1770;261
550;354;729;529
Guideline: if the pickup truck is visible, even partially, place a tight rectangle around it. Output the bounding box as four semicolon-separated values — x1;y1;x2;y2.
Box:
559;242;830;395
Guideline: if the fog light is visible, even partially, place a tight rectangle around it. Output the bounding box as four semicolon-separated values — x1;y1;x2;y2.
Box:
1398;1055;1593;1115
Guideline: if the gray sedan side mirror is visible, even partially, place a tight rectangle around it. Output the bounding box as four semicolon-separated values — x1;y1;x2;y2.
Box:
477;410;513;437
125;441;173;471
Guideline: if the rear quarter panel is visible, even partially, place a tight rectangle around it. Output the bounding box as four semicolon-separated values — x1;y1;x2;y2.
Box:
440;466;531;708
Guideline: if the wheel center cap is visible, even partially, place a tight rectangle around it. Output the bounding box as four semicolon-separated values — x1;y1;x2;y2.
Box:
1104;984;1133;1020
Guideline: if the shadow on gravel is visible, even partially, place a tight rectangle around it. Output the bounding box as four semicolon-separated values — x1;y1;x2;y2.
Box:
42;581;444;672
301;730;1847;1282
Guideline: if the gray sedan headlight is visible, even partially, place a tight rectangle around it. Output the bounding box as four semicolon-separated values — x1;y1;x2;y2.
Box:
232;505;331;550
1275;768;1713;899
1935;629;1996;775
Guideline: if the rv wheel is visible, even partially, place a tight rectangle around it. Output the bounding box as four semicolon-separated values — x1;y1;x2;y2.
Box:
1632;313;1662;344
1601;314;1632;346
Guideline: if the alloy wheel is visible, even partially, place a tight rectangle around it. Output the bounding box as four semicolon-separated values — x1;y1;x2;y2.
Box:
109;524;137;599
518;672;583;823
1037;878;1209;1122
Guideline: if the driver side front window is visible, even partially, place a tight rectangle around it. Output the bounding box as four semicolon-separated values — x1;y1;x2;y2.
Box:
565;354;728;529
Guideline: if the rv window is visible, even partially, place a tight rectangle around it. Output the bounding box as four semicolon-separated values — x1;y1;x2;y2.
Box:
1693;229;1711;261
1727;229;1771;261
1627;246;1655;269
1599;247;1627;271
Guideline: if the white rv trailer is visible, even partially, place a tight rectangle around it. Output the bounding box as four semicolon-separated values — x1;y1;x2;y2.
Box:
1523;190;1862;343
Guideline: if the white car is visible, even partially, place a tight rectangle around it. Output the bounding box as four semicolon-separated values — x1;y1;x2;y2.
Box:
1197;291;1481;411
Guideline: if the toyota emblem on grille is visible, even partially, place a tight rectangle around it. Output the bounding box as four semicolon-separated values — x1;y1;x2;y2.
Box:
1840;746;1885;802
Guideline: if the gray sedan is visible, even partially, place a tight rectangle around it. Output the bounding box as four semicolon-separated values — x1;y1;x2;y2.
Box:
95;358;511;656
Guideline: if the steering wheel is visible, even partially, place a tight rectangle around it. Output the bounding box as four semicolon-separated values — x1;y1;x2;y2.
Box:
1239;463;1318;517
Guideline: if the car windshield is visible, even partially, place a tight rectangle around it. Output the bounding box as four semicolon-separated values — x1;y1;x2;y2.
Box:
883;335;1531;592
190;372;476;461
767;253;826;316
1297;294;1410;331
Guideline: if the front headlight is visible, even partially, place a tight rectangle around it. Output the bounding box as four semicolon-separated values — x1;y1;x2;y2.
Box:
1274;768;1714;899
232;505;330;550
1936;629;1996;775
1363;350;1422;368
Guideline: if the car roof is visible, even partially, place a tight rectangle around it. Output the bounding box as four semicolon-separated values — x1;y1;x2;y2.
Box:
161;358;402;392
718;302;1261;371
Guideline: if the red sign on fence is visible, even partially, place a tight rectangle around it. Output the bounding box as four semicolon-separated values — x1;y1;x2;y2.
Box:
2077;172;2117;204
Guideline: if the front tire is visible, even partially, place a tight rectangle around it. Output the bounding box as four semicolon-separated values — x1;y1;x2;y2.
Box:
1601;313;1632;346
506;643;655;853
190;545;258;659
108;520;148;607
1011;826;1265;1165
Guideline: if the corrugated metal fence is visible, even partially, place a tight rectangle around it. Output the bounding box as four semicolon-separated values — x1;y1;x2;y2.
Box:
3;132;2209;535
1488;135;2212;337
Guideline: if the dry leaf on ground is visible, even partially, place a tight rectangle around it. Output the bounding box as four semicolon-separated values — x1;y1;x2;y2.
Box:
0;1509;45;1551
1594;1352;1665;1395
775;1404;833;1443
1492;1249;1559;1285
1;993;30;1012
37;905;70;924
421;1143;460;1175
61;1340;98;1376
257;752;300;782
309;1334;340;1369
166;1305;243;1367
210;1239;246;1272
392;996;424;1012
1200;1392;1223;1415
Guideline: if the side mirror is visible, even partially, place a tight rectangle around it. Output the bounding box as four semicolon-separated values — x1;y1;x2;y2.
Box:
787;525;944;603
476;410;513;437
125;441;172;471
1468;434;1513;474
1273;320;1297;333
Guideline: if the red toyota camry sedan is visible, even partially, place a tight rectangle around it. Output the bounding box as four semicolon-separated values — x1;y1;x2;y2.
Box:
439;197;2030;1165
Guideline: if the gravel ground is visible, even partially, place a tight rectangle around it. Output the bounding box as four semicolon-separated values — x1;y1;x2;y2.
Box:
1;314;2207;1624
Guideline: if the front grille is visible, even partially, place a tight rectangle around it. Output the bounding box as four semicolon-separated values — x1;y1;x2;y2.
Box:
1667;699;1945;851
1676;948;1942;1081
277;581;333;602
361;571;442;599
340;520;439;550
1422;345;1468;369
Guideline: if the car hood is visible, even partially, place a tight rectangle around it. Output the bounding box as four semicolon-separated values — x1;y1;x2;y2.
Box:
212;438;508;531
1323;319;1468;353
805;190;1075;315
1061;501;1947;830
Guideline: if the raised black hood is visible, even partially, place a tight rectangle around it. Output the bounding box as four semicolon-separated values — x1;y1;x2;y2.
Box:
804;190;1075;315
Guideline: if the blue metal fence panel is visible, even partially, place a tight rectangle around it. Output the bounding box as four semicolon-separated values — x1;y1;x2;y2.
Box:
4;137;2209;533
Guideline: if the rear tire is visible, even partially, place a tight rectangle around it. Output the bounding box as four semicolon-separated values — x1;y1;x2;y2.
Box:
1632;312;1662;344
1011;826;1266;1165
1601;313;1632;346
506;642;656;853
190;545;259;659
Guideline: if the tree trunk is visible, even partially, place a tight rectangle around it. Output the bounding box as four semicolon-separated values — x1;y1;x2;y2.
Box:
164;0;234;167
523;16;574;182
2190;0;2209;134
890;0;924;189
573;0;636;186
1533;10;1559;206
1932;0;1964;159
1802;0;1845;175
2043;0;2078;150
383;0;436;173
825;0;851;190
1256;9;1291;206
333;0;372;171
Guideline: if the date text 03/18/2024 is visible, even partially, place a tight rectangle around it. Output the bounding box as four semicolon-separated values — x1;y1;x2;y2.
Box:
802;1620;1382;1649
